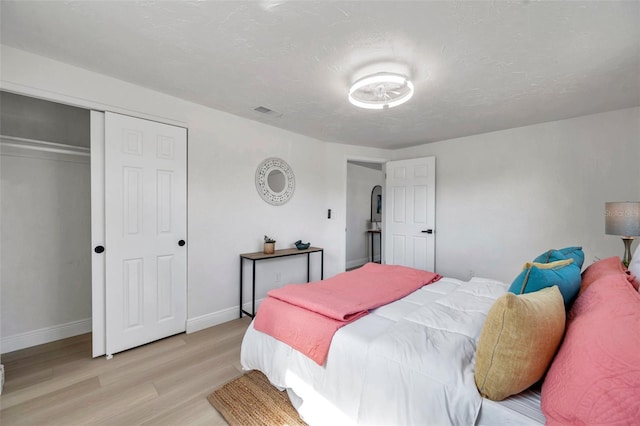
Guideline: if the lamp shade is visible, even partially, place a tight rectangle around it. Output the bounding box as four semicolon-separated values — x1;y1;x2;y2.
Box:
605;202;640;236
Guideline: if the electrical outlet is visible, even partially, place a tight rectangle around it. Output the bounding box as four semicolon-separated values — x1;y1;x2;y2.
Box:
274;272;281;284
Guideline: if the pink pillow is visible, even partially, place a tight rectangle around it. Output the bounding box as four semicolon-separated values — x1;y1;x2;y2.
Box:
541;261;640;424
580;256;637;292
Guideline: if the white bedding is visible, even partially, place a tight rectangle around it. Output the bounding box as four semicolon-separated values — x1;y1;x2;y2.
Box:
241;276;545;425
477;387;544;425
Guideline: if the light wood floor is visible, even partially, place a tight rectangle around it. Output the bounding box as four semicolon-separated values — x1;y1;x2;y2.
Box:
0;317;252;425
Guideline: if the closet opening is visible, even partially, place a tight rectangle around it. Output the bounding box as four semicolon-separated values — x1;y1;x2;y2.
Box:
0;91;92;356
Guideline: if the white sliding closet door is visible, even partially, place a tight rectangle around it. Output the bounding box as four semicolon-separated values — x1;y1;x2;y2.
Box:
92;111;187;357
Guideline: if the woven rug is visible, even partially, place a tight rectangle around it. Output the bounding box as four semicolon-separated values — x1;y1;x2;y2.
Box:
207;370;307;426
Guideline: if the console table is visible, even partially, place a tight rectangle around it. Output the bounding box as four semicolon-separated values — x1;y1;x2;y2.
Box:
366;229;382;263
239;246;324;318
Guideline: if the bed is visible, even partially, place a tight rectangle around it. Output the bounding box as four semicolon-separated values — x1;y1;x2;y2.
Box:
241;255;640;425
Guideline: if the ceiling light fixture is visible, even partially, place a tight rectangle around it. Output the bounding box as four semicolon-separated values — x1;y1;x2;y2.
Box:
348;72;414;110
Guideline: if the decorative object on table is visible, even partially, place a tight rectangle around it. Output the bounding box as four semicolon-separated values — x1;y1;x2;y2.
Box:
605;201;640;267
255;157;295;206
294;240;310;250
264;235;276;254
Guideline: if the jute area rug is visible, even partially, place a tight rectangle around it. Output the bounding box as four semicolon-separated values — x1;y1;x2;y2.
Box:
207;370;307;426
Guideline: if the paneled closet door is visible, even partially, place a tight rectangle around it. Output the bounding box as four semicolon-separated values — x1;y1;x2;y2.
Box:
92;111;187;357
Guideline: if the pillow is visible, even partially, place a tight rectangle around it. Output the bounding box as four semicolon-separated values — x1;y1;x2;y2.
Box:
533;246;584;269
629;244;640;285
508;259;581;307
475;286;565;401
559;246;584;268
541;260;640;425
581;256;638;293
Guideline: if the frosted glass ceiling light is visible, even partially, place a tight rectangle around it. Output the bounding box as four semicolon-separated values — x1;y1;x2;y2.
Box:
348;73;414;110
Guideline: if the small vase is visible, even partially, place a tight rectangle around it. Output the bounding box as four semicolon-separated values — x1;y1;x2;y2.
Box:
264;242;275;254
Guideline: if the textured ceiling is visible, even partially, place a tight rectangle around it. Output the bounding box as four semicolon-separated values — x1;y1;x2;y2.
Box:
1;1;639;149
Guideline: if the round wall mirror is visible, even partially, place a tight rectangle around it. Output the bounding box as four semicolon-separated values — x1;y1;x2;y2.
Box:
255;157;295;205
267;169;286;193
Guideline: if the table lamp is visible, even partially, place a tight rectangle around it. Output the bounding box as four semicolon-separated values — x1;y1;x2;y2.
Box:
605;202;640;267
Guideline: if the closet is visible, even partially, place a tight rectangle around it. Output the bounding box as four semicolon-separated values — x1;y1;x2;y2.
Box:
0;91;91;353
0;92;188;358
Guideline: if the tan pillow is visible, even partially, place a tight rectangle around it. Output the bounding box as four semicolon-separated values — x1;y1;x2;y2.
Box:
475;286;565;401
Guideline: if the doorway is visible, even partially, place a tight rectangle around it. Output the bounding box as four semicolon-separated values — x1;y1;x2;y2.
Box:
345;160;384;270
0;91;92;354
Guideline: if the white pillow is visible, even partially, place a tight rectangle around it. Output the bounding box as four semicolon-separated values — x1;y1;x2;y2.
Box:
629;244;640;290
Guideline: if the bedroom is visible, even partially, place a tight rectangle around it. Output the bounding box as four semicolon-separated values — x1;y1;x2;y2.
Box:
1;0;639;424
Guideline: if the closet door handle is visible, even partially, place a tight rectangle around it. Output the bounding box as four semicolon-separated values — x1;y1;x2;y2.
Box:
94;245;105;254
422;229;433;234
178;240;186;247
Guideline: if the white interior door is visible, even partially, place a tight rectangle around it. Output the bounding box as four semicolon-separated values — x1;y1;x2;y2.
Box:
384;157;435;271
103;112;187;357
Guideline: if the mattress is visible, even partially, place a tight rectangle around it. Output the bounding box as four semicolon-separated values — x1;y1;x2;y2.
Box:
241;276;546;425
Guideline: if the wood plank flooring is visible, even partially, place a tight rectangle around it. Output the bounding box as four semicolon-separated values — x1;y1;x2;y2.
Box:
0;317;252;425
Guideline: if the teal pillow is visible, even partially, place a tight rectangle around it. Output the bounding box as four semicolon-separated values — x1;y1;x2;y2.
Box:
533;246;584;269
508;259;581;307
559;246;585;269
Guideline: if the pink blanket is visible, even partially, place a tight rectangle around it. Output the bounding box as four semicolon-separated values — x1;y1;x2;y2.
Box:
253;262;441;365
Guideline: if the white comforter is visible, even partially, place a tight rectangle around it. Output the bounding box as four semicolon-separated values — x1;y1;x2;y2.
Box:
241;277;508;426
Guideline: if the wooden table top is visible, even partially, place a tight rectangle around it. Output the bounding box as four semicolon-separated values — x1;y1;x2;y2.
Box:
240;246;323;260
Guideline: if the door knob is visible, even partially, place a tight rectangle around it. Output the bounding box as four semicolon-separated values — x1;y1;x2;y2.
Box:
178;240;186;246
94;245;105;254
422;229;433;234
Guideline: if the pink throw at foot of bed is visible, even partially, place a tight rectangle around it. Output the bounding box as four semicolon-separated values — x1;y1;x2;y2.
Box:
254;262;441;365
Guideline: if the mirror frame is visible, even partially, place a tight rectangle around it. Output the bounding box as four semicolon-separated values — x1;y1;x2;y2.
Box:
255;157;296;205
371;185;382;223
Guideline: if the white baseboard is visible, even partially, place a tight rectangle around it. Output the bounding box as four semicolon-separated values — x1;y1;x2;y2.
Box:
1;318;92;354
186;299;264;333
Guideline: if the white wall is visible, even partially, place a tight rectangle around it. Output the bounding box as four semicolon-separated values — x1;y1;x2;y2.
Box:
0;46;391;336
346;163;383;268
393;107;640;283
